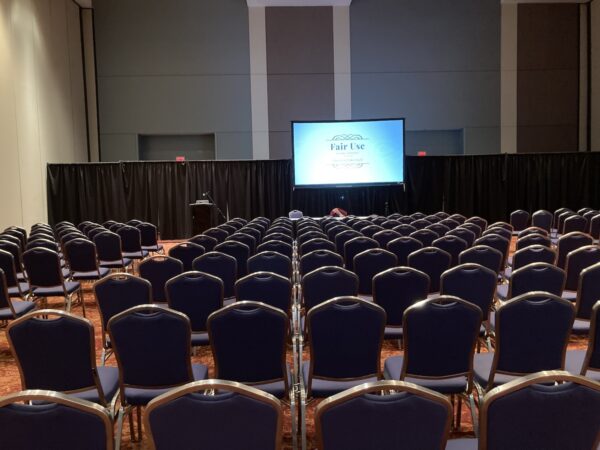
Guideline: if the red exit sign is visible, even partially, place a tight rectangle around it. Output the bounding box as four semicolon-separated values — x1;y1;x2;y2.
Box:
176;156;185;161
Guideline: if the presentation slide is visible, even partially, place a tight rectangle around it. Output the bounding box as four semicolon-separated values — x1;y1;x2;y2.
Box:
292;119;405;188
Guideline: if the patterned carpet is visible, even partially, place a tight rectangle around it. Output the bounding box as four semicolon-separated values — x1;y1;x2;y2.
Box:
0;241;588;450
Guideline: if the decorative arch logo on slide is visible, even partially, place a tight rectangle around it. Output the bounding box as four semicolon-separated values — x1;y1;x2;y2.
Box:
329;134;369;169
293;119;404;186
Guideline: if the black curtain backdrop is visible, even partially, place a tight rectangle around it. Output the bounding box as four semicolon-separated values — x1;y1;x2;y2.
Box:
47;153;600;239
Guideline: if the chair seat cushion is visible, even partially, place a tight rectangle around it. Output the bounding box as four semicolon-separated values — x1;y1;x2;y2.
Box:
384;326;403;339
8;282;31;298
16;272;26;281
71;267;110;280
473;352;522;390
572;319;589;335
72;366;119;405
496;284;509;301
99;258;132;269
384;356;468;394
0;300;36;319
124;363;208;406
191;332;209;346
445;438;478;450
562;290;577;302
246;364;292;399
142;244;164;252
122;250;149;259
223;297;235;306
33;281;80;296
564;349;600;381
301;362;376;398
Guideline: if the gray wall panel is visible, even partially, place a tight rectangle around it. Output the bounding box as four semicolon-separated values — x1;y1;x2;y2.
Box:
265;6;335;159
94;0;252;161
350;0;501;155
99;134;139;161
94;0;250;76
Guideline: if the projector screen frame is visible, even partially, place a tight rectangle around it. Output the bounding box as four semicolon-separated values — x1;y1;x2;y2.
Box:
291;117;406;189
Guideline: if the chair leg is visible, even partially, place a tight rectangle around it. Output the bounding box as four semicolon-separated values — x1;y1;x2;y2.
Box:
136;406;142;442
300;391;307;450
79;290;86;317
128;407;136;442
115;407;125;450
455;395;462;430
290;386;298;450
65;294;72;313
468;393;479;437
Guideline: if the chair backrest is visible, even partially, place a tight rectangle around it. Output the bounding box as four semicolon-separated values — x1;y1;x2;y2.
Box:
315;381;452;450
307;297;385;390
490;292;574;387
432;235;468;266
480;371;600;450
93;231;124;262
192;251;238;298
410;219;431;230
531;209;553;232
117;225;143;253
0;240;23;274
297;230;327;247
557;231;593;269
0;390;113;450
215;240;250;278
440;263;496;321
557;211;575;234
373;267;429;327
583;301;600;371
299;250;343;276
137;222;159;247
208;301;288;386
93;273;152;346
458;244;503;274
334;230;362;253
474;233;510;268
202;227;228;243
7;310;105;402
402;297;482;381
392;224;417;237
575;264;600;321
407;247;451;293
144;380;282;450
517;226;549;238
382;219;402;229
227;232;256;255
64;238;100;273
386;236;423;266
465;216;488;231
565;245;600;291
22;247;64;288
508;262;565;299
483;226;512;242
563;215;588;234
353;248;397;295
247;251;292;278
459;222;482;238
372;230;401;248
343;237;378;271
26;237;59;252
108;305;194;389
512;244;556;271
360;224;384;238
257;240;293;260
166;271;223;333
409;229;439;247
446;227;476;247
302;266;358;311
515;233;552;250
426;223;450;237
189;234;218;251
299;238;335;256
590;214;600;240
168;242;205;272
509;210;530;231
235;272;292;313
0;249;20;289
139;256;184;303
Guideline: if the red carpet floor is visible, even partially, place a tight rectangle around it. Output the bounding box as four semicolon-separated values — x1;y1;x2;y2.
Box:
0;241;587;449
